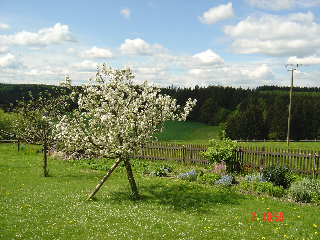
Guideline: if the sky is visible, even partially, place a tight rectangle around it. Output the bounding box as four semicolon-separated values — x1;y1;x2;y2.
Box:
0;0;320;88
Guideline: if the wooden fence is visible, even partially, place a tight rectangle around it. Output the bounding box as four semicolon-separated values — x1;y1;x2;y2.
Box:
237;147;320;178
1;138;319;177
133;143;320;178
132;142;209;164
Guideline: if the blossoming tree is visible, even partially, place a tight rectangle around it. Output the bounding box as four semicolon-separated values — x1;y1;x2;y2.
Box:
13;89;68;177
55;64;196;200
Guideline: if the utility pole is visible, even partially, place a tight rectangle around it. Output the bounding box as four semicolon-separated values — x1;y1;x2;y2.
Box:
286;64;298;146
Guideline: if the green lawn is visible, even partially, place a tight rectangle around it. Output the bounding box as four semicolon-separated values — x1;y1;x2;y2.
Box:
154;121;219;142
0;143;319;239
238;141;320;151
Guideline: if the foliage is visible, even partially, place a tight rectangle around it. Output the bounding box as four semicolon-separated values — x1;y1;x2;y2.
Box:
0;109;16;139
177;169;198;181
240;175;284;197
12;88;68;176
150;166;169;177
211;160;226;175
196;172;221;185
215;175;233;187
288;178;320;204
261;165;293;189
225;104;267;140
244;173;267;183
203;138;237;172
251;181;284;197
13;89;68;143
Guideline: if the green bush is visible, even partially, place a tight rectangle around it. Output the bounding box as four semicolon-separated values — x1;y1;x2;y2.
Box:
197;172;221;185
150;167;168;177
261;165;293;189
239;175;284;197
203;138;237;172
251;181;284;197
288;178;320;204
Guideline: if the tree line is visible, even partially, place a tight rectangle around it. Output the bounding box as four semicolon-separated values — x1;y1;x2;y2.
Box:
1;83;320;140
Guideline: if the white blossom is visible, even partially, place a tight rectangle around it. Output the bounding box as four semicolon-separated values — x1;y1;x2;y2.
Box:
54;65;197;158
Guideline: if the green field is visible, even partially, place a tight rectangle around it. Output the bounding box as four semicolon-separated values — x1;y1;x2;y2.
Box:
154;121;219;142
238;141;320;151
153;121;320;151
1;143;320;239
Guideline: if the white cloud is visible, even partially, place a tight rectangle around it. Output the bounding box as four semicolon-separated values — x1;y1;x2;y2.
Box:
224;12;320;57
286;55;320;65
247;64;275;79
121;8;130;19
246;0;294;11
295;0;320;8
0;22;11;30
0;23;78;47
119;38;164;55
181;49;226;71
65;48;77;55
0;53;23;69
191;49;226;67
71;60;98;71
186;64;276;87
0;46;10;53
78;46;114;59
198;2;234;24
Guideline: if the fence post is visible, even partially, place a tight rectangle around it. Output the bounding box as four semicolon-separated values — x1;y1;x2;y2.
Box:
236;147;241;174
182;145;185;162
260;147;265;166
140;145;143;160
313;152;317;180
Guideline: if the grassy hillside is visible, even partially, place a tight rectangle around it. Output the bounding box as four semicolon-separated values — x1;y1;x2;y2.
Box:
154;121;219;142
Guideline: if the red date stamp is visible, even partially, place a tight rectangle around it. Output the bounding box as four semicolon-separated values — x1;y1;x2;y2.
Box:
251;212;284;222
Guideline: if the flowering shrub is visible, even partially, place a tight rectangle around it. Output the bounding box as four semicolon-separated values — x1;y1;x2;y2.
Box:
177;169;198;181
288;178;320;204
211;161;226;176
244;173;266;183
215;175;233;187
203;138;237;172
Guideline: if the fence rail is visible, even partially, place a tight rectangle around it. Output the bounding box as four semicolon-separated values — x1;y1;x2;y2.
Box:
132;142;209;164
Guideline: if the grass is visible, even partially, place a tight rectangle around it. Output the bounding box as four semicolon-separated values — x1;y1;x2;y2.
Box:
238;141;320;151
1;143;320;239
154;120;219;142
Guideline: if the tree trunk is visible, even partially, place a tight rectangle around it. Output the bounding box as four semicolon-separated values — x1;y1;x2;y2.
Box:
86;157;122;201
123;158;140;200
43;142;48;177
